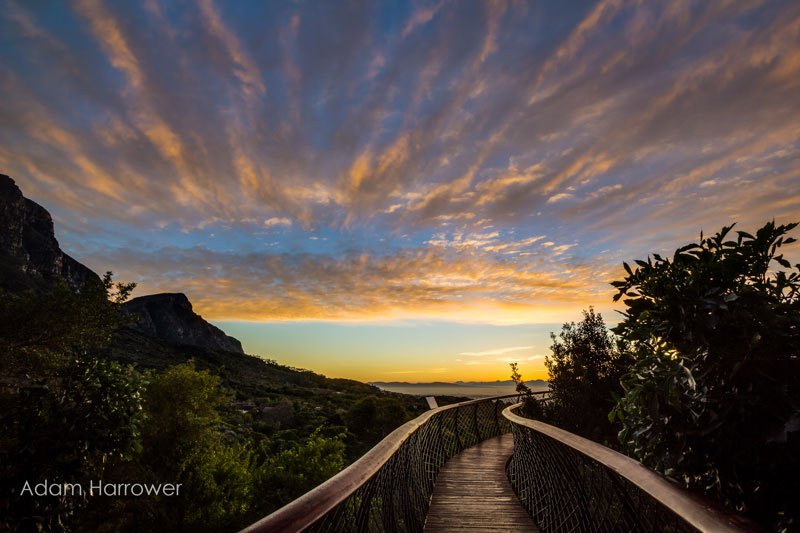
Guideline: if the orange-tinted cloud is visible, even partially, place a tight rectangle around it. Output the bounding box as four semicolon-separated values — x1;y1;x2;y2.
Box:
1;0;799;329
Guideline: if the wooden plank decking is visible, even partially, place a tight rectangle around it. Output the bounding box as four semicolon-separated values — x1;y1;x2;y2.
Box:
424;433;540;532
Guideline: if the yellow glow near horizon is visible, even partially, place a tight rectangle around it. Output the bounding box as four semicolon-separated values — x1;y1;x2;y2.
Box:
217;319;569;383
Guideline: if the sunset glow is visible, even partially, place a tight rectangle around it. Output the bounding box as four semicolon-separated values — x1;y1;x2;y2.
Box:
2;1;799;381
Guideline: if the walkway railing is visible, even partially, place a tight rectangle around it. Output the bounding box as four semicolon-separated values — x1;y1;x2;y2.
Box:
243;393;537;533
244;393;756;533
503;403;759;533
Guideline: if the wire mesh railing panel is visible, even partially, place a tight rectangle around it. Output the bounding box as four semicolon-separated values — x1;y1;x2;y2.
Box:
248;392;751;533
302;395;524;532
505;404;711;533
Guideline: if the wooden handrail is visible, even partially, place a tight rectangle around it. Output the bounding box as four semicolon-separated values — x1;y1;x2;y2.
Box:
242;393;541;533
502;403;761;533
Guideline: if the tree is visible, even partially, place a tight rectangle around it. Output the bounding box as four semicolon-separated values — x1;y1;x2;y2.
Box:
0;273;134;373
346;396;409;446
133;361;254;531
544;308;628;444
254;428;346;511
509;362;544;419
0;274;143;531
610;221;800;528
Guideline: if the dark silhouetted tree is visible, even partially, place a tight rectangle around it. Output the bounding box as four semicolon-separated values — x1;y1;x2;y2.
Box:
509;362;544;419
544;308;628;444
346;395;409;452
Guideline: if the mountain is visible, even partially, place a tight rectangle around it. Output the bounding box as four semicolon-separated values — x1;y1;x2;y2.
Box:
0;174;100;291
0;172;409;403
0;173;245;355
123;292;244;353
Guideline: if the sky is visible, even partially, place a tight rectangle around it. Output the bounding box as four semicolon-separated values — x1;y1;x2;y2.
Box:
2;0;799;382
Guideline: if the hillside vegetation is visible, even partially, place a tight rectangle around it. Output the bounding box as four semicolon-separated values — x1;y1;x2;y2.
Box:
0;275;437;532
1;174;446;531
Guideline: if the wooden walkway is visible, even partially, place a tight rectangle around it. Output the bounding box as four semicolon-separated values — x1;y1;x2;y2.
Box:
424;434;540;532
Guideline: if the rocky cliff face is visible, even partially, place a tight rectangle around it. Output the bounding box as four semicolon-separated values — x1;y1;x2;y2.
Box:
0;174;100;291
1;173;245;355
123;293;244;354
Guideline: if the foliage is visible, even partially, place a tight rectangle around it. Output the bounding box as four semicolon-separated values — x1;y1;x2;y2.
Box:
254;428;346;510
509;362;530;395
130;361;253;531
545;308;628;444
0;273;134;370
509;363;544;419
610;221;800;528
346;395;410;447
0;274;143;531
140;362;230;466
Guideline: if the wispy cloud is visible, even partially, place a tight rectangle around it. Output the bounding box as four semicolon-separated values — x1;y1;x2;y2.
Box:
197;0;266;101
402;1;445;38
70;243;609;324
460;346;533;357
1;0;799;327
497;355;545;363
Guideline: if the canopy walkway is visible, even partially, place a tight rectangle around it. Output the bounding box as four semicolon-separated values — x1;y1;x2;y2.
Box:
424;434;537;532
243;394;757;533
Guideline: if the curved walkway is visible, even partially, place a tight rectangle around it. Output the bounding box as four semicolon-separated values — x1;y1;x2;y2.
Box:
424;433;539;532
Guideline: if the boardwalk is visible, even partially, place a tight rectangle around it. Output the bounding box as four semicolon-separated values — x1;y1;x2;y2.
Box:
424;433;539;532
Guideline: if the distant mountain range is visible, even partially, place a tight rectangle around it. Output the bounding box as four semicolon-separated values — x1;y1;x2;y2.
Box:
371;379;549;399
371;379;549;387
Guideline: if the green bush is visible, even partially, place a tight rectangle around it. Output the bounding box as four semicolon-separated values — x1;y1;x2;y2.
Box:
610;221;800;528
346;396;409;446
133;362;254;531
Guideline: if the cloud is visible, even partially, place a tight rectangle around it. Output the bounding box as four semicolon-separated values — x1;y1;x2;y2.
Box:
402;1;445;38
385;368;449;374
460;346;533;357
478;0;507;63
2;0;800;327
197;0;266;101
547;193;574;204
497;355;545;363
72;0;198;205
71;243;613;324
263;217;292;228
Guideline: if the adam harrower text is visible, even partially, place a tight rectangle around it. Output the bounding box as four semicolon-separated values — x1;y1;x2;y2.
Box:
20;480;182;497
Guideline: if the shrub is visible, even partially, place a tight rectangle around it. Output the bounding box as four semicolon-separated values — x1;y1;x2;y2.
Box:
610;221;800;528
